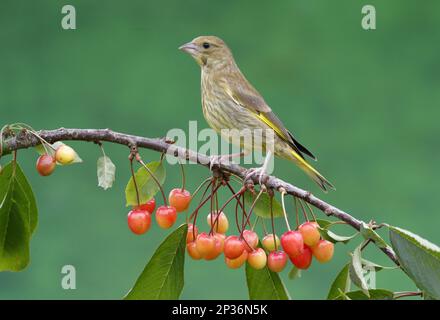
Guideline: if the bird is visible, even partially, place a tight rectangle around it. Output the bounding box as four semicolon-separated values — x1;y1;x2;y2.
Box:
179;35;334;191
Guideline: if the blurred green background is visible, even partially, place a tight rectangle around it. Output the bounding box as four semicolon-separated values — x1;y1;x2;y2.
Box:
0;0;439;299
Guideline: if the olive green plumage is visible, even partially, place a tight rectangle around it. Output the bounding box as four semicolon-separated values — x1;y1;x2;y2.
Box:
180;36;334;191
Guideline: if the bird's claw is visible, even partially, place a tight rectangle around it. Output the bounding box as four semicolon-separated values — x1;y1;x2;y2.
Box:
209;155;230;171
245;167;269;186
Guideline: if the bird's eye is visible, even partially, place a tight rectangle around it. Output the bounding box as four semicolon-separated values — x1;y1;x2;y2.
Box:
202;42;210;49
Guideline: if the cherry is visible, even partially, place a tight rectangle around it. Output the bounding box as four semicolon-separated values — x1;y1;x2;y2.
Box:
169;188;192;212
242;230;259;252
134;198;156;214
195;232;216;257
187;242;202;260
155;205;177;229
204;233;225;260
262;234;280;252
127;209;151;235
186;223;199;243
55;145;76;165
267;251;288;272
225;250;248;269
312;240;334;263
298;222;321;247
224;235;245;259
36;154;56;176
207;211;229;234
281;230;304;258
247;248;267;270
289;245;313;269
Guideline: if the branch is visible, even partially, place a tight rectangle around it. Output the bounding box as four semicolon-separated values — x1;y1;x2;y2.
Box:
1;127;399;265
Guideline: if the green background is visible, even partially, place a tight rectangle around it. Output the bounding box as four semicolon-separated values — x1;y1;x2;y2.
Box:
1;0;439;299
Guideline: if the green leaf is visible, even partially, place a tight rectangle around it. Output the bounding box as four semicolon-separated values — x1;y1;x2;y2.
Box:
335;289;394;300
288;266;301;280
389;226;440;299
97;156;116;190
0;162;37;271
125;161;166;207
243;190;283;218
361;258;396;272
349;243;370;297
360;222;388;248
125;224;187;300
327;263;351;299
316;219;358;244
246;262;290;300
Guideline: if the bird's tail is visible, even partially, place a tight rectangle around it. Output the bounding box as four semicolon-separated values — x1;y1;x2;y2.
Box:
291;151;335;192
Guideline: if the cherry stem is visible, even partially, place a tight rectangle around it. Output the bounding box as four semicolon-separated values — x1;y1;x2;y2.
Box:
293;196;300;228
280;189;291;231
189;179;213;220
251;216;259;232
209;187;245;234
189;182;221;220
304;201;318;222
225;181;250;228
241;188;263;233
298;198;309;222
178;161;186;191
129;158;141;207
270;194;277;251
191;177;212;200
235;196;242;235
137;157;167;206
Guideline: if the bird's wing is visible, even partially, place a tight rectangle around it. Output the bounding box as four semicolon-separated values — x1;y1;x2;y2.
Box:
226;82;316;160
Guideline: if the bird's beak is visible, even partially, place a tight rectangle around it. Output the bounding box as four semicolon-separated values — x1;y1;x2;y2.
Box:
178;42;199;55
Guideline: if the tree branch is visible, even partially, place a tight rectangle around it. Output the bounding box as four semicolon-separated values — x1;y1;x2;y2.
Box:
0;127;399;265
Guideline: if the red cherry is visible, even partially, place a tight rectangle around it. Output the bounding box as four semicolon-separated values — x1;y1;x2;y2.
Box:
204;233;225;260
187;242;202;260
224;235;245;259
290;245;313;269
207;211;229;234
225;250;248;269
36;154;56;176
267;251;288;272
195;232;216;257
281;230;304;258
155;205;177;229
312;240;334;263
169;188;191;212
242;230;259;252
186;223;199;243
247;248;267;270
127;209;151;235
134;198;156;213
299;222;321;247
262;234;280;252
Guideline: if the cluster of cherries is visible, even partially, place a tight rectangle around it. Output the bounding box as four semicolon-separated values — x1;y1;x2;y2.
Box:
36;145;76;175
186;213;334;272
126;188;192;234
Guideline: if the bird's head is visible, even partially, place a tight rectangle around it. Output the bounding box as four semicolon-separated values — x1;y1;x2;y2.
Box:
179;36;234;69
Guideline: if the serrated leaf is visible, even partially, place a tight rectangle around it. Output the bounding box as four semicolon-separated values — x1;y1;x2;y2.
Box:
125;161;166;207
389;226;440;299
124;224;187;299
360;222;388;248
335;289;394;300
327;263;351;299
0;161;37;271
246;262;290;300
349;244;370;297
243;190;283;218
316;219;358;244
288;266;301;280
97;156;116;190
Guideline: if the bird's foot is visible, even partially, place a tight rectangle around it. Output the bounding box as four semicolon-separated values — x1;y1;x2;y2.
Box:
244;166;269;186
209;152;246;171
